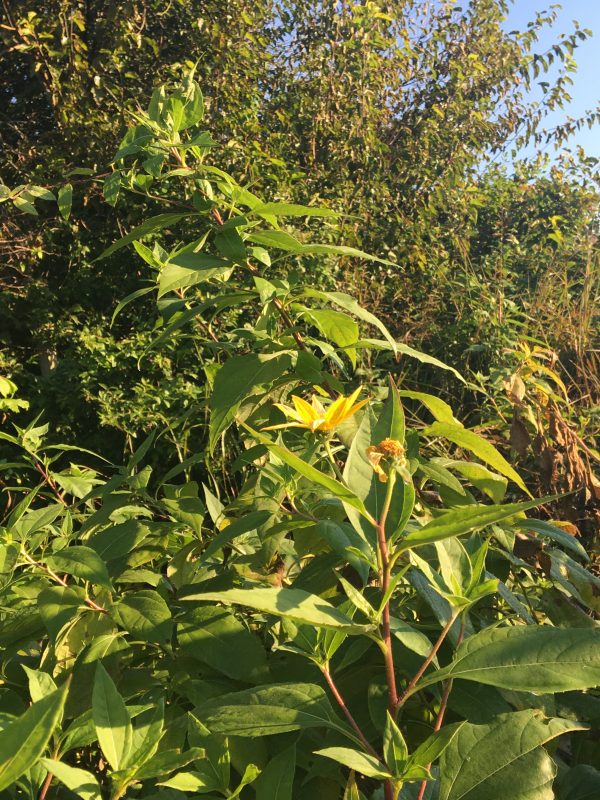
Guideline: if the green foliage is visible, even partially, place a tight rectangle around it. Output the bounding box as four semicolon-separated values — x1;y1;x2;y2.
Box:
0;70;598;800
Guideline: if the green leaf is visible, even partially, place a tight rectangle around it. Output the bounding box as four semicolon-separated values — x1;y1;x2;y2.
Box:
12;503;64;537
439;711;587;800
302;289;397;352
396;496;548;553
416;625;600;694
188;714;230;791
0;542;20;574
57;183;73;220
425;422;529;495
214;228;247;261
46;546;112;588
197;683;347;738
250;427;372;520
384;712;408;773
399;391;461;425
110;285;155;326
437;459;508;503
389;617;440;660
200;510;271;563
343;394;411;543
513;518;589;561
112;590;172;644
12;195;38;215
103;172;121;206
248;230;394;265
254;745;296;799
135;747;205;780
125;699;164;768
88;519;151;561
22;666;57;704
173;76;204;129
27;185;55;201
178;605;268;681
315;747;391;779
251;202;338;218
395;346;465;382
406;723;464;772
210;353;293;452
0;683;68;790
158;251;231;297
97;213;192;260
555;765;600;800
92;663;133;770
38;586;85;639
40;759;102;800
301;309;359;366
181;586;368;633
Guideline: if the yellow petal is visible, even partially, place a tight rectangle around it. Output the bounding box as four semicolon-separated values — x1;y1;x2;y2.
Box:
273;402;306;425
262;421;307;430
311;395;326;416
310;418;327;431
324;394;350;427
292;395;320;425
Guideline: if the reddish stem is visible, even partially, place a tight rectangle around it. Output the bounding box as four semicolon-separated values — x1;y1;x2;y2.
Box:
321;666;380;759
395;611;459;711
22;552;106;613
38;769;53;800
34;461;67;506
415;616;466;800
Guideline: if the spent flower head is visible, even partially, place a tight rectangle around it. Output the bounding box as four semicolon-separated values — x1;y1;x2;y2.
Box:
366;438;407;482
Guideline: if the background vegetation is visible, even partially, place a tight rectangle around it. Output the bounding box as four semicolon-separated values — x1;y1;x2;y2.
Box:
0;1;599;798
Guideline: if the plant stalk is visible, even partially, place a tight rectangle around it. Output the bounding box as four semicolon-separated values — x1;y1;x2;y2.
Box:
395;609;460;711
377;470;399;715
415;615;466;800
321;666;381;759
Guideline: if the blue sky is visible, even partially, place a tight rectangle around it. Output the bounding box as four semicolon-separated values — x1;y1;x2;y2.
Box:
503;1;600;158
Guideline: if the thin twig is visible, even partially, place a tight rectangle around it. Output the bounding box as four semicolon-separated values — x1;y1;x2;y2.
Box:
22;552;106;613
34;461;68;506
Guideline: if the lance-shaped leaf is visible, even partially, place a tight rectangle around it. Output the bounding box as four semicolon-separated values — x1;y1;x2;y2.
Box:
180;586;369;633
396;496;550;554
439;710;587;800
210;353;293;452
254;745;296;799
197;683;350;738
97;212;193;259
40;759;102;800
425;422;529;495
342;381;411;540
249;426;373;520
315;747;392;779
413;625;600;695
0;682;69;790
45;546;112;589
92;663;133;770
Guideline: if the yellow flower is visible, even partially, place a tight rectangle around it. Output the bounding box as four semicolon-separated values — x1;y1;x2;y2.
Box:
266;387;368;432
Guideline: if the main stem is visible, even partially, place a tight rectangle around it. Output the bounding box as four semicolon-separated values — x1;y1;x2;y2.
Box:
377;471;399;715
376;471;399;800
